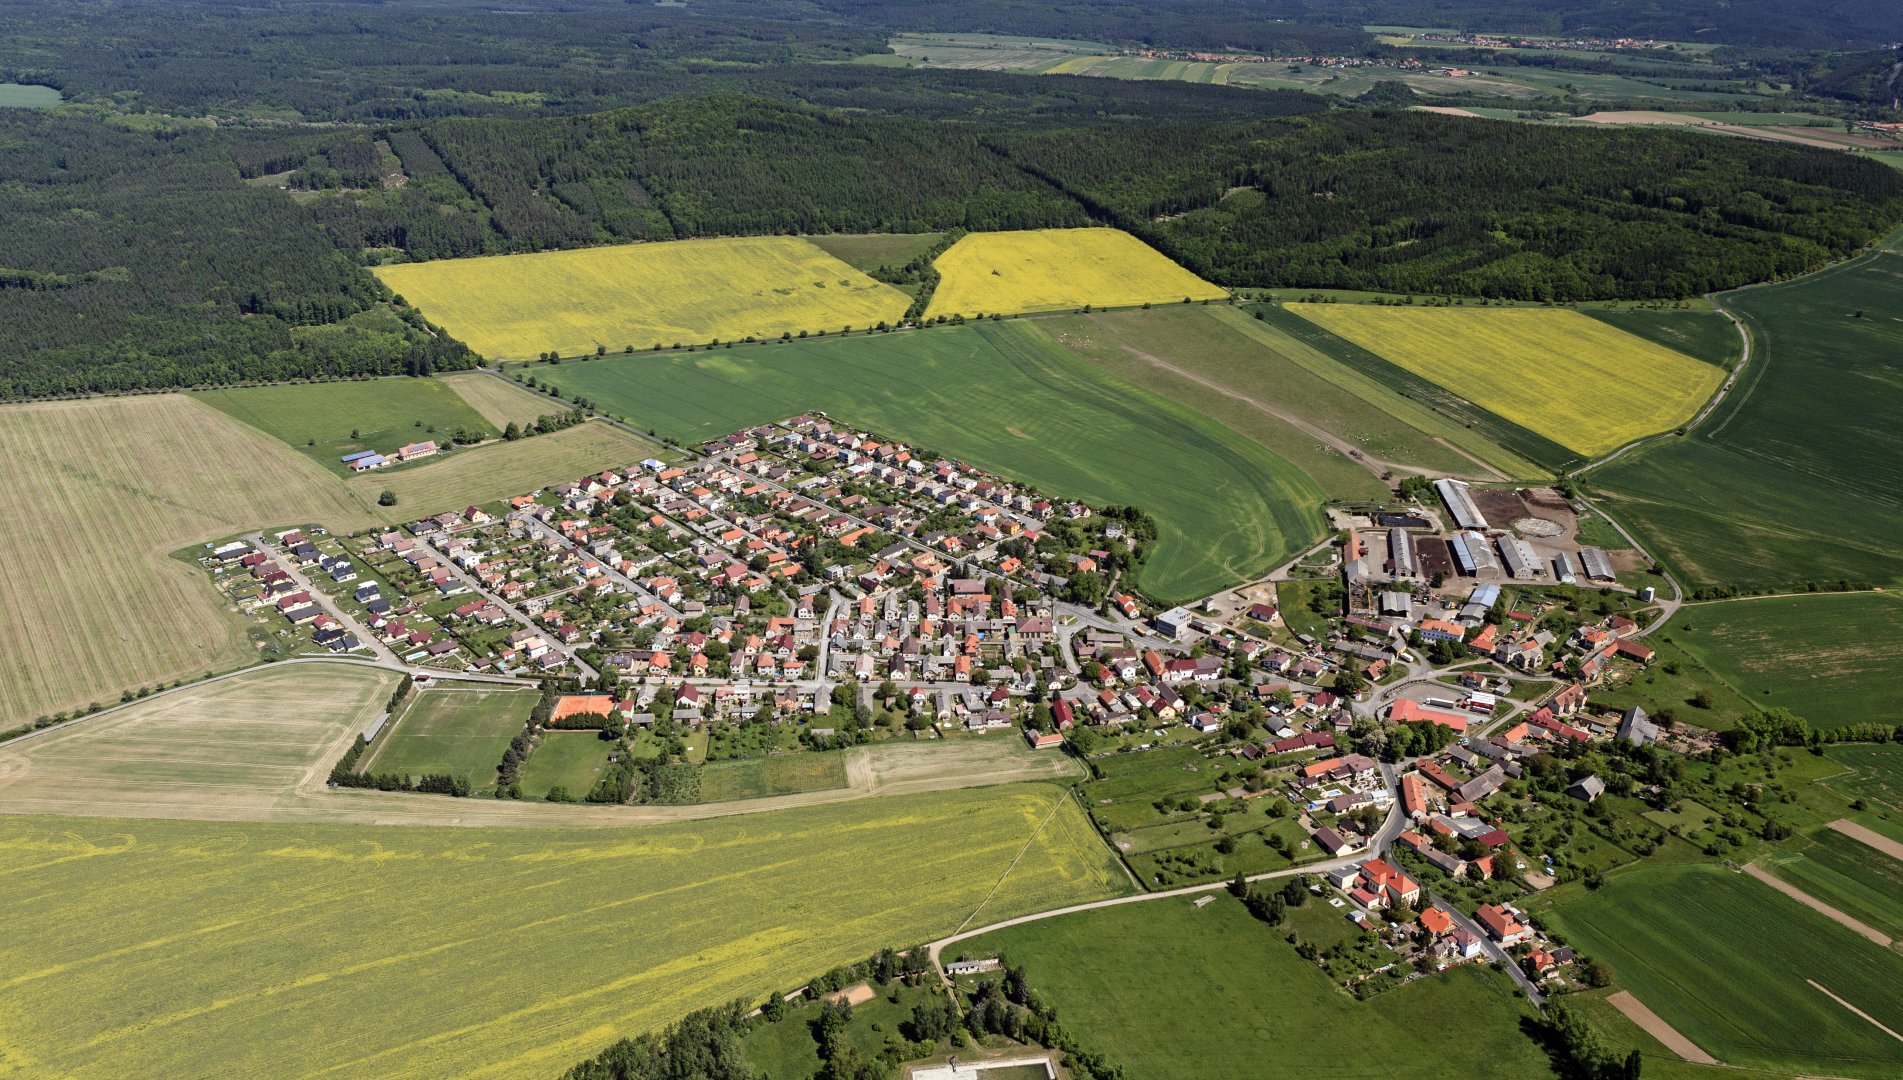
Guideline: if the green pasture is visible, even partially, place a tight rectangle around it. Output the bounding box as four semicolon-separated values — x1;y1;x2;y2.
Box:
1671;593;1903;729
1544;862;1903;1077
359;687;529;786
698;751;849;802
517;730;615;798
1589;230;1903;592
528;321;1327;603
194;377;497;472
973;897;1554;1079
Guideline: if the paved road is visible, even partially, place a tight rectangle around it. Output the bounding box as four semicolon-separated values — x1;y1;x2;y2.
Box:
1428;890;1544;1006
414;535;601;682
249;533;401;666
517;512;683;619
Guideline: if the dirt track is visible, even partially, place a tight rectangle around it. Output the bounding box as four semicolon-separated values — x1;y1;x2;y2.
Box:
1744;864;1893;947
1830;819;1903;862
1608;990;1719;1064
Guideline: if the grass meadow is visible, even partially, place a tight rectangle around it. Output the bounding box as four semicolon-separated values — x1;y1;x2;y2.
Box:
1543;862;1903;1076
1671;593;1903;729
805;232;943;276
517;730;615;798
922;228;1227;319
1286;304;1725;459
0;783;1128;1079
360;686;533;787
374;237;911;359
194;378;497;472
699;751;850;802
1826;744;1903;820
440;371;574;430
344;421;662;516
1590;229;1903;592
526;321;1326;603
972;897;1554;1079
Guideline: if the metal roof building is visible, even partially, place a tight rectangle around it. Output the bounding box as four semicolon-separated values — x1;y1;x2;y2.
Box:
1450;531;1501;575
1579;546;1616;582
1435;479;1489;531
1496;536;1541;580
1389;528;1415;579
1552;551;1578;585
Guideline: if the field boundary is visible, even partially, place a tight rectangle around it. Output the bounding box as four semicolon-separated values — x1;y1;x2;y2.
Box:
1744;864;1892;947
1607;990;1719;1064
1807;980;1903;1044
1831;819;1903;863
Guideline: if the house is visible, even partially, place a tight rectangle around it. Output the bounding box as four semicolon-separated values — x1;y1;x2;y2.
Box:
1312;827;1356;856
1389;698;1468;732
1476;903;1531;945
1454;764;1507;805
1024;729;1065;750
1419;906;1455;937
398;440;438;462
1567;774;1606;803
1616;705;1660;746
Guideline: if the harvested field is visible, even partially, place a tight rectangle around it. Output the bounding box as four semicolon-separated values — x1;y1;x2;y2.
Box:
346;422;663;518
374;237;911;359
1607;990;1718;1064
1286;305;1724;459
0;783;1127;1078
441;371;573;430
923;228;1226;319
0;396;377;725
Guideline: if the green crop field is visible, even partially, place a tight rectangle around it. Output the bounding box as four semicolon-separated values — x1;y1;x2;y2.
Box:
1764;828;1903;944
194;379;498;472
1827;744;1903;820
359;686;531;786
0;783;1128;1079
1584;309;1745;369
1670;593;1903;729
699;751;849;802
527;320;1326;603
1590;230;1903;592
1038;306;1543;497
1543;862;1903;1076
804;232;943;275
971;896;1554;1079
517;731;614;798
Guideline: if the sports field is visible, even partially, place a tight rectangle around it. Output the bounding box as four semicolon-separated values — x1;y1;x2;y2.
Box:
0;782;1126;1078
699;751;850;802
359;686;532;787
1286;304;1725;459
374;237;911;359
923;228;1226;319
1590;229;1903;591
1671;593;1903;729
1543;862;1903;1076
0;396;378;725
0;664;396;820
528;320;1326;603
1764;828;1903;945
194;379;497;472
971;896;1554;1078
440;371;571;430
345;422;662;518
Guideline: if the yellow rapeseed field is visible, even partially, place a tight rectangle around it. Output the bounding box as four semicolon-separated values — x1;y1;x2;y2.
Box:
1286;305;1726;457
924;228;1228;319
374;237;911;359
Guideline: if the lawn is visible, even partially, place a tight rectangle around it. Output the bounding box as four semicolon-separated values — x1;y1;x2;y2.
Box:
922;228;1226;319
1670;593;1903;729
1764;828;1903;944
374;236;912;359
360;686;532;787
1543;862;1903;1076
971;896;1555;1079
1826;743;1903;820
1589;229;1903;592
528;321;1327;603
517;730;615;799
0;783;1128;1079
1286;304;1725;459
194;378;497;472
698;751;849;802
1035;305;1542;498
0;395;378;725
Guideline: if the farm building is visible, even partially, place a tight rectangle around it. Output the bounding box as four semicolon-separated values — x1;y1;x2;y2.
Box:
1552;551;1579;585
398;440;438;462
1617;706;1661;746
349;453;387;472
1450;531;1501;575
1435;479;1489;531
1387;528;1416;579
1579;546;1616;582
1496;537;1541;579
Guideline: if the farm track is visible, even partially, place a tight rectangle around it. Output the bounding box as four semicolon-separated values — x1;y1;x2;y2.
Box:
1607;991;1719;1064
1831;819;1903;863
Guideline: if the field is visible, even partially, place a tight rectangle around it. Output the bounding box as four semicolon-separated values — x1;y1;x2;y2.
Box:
439;371;572;430
1589;229;1903;591
193;379;497;472
373;237;911;359
527;320;1325;603
1285;304;1726;460
359;686;532;787
1669;593;1903;729
1826;744;1903;820
1764;828;1903;946
1039;305;1545;494
698;751;850;802
0;396;378;725
804;232;943;276
517;731;614;798
345;422;662;518
1584;309;1745;369
0;664;396;820
0;782;1127;1078
970;896;1555;1078
0;82;63;107
1543;862;1903;1076
922;229;1227;320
